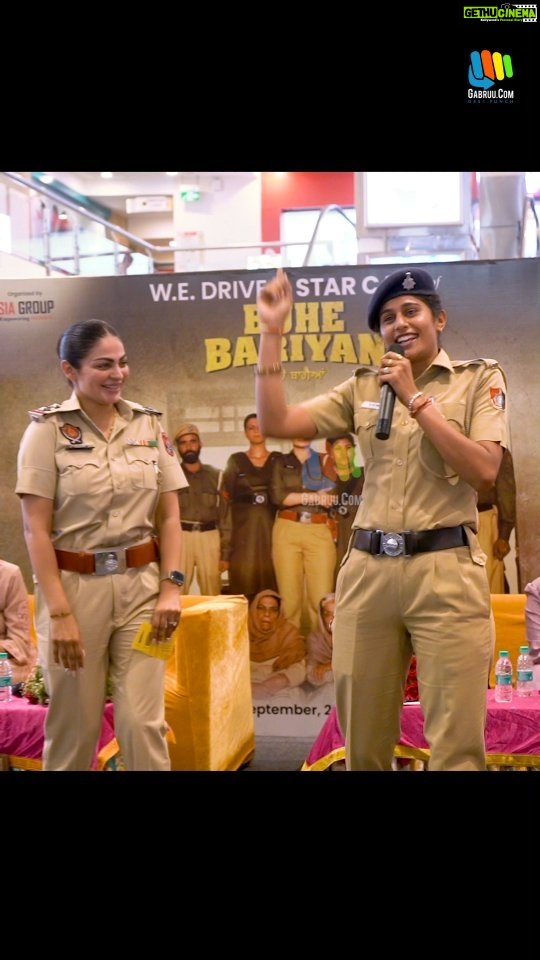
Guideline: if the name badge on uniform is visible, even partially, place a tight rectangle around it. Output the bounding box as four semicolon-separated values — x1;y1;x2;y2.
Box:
361;401;380;410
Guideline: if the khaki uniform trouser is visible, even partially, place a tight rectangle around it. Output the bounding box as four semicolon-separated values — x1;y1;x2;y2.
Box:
35;564;170;771
333;543;492;771
181;528;221;596
272;518;336;631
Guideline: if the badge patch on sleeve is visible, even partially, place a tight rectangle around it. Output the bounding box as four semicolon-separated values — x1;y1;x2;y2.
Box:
161;432;175;456
489;388;505;410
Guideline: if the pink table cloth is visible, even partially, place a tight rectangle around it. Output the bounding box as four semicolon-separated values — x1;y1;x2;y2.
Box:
302;689;540;770
0;697;116;770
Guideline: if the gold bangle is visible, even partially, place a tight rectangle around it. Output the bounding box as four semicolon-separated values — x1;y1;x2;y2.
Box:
410;395;434;418
50;611;72;619
254;362;283;376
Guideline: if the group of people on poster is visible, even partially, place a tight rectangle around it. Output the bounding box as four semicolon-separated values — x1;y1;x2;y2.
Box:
172;414;364;704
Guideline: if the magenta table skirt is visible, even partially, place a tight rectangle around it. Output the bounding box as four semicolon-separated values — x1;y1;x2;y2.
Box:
302;689;540;770
0;697;116;770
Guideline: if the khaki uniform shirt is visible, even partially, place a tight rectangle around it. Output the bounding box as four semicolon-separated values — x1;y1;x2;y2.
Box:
16;391;187;551
301;349;508;539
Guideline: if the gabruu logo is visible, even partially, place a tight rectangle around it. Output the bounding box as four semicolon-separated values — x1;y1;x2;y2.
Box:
468;49;513;88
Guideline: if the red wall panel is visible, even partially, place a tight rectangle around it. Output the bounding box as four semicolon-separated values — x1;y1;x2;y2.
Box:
261;172;354;242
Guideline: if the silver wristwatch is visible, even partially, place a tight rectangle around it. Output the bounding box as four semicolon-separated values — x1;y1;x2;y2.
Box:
159;570;185;587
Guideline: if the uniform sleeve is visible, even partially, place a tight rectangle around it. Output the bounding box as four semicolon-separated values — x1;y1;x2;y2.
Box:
217;472;232;560
268;456;289;506
300;376;358;439
15;420;58;499
468;364;508;446
156;422;189;493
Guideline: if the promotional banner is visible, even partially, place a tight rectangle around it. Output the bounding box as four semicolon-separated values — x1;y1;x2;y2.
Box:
1;260;538;737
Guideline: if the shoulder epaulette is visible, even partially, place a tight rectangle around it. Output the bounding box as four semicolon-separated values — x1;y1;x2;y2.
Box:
354;365;378;378
452;358;500;371
28;402;63;422
132;403;163;417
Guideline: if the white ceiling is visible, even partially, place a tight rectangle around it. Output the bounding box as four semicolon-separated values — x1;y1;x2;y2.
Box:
42;171;257;214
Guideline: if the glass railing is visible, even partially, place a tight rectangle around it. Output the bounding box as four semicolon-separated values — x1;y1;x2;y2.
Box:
0;172;349;277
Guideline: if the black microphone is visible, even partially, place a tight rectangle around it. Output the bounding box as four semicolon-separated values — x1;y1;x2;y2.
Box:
375;342;405;440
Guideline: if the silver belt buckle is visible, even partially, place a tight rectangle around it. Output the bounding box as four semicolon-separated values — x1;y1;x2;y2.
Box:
379;532;404;557
298;511;312;523
94;548;127;575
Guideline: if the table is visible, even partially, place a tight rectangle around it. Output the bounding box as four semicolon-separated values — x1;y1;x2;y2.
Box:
302;689;540;770
0;697;116;770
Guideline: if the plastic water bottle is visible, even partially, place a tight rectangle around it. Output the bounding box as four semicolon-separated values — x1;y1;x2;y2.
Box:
494;650;513;702
0;652;13;702
516;645;534;697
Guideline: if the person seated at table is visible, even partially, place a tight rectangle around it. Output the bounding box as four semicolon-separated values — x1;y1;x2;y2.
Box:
525;576;540;664
0;557;37;689
249;589;307;699
305;593;335;689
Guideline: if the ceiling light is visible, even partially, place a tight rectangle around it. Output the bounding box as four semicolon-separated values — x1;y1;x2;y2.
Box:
100;172;113;179
165;172;178;177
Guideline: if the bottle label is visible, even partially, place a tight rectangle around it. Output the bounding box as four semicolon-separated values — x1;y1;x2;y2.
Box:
517;670;533;682
0;676;11;688
495;675;512;685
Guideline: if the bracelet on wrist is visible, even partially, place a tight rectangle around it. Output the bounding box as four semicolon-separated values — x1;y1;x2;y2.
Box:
410;395;434;418
254;362;283;376
50;611;72;619
407;391;424;413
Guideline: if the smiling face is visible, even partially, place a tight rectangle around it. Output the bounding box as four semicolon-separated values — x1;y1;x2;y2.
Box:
61;333;129;413
379;294;446;376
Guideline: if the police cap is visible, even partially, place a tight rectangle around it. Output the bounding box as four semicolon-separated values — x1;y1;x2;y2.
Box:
174;422;200;443
367;268;437;332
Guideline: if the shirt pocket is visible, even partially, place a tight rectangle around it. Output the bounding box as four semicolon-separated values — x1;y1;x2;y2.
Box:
419;400;466;483
354;406;378;461
123;448;160;490
57;454;101;496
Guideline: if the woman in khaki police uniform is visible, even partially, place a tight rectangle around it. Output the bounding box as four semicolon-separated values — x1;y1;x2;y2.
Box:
16;319;187;771
254;268;507;771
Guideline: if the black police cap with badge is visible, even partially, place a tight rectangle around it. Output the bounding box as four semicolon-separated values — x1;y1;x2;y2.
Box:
367;268;437;332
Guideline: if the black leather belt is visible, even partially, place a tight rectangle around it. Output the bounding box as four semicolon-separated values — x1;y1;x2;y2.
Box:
181;521;217;532
236;492;268;505
352;526;467;557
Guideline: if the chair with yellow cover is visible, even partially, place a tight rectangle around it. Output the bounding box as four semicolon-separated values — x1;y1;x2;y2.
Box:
488;593;527;688
164;594;255;771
